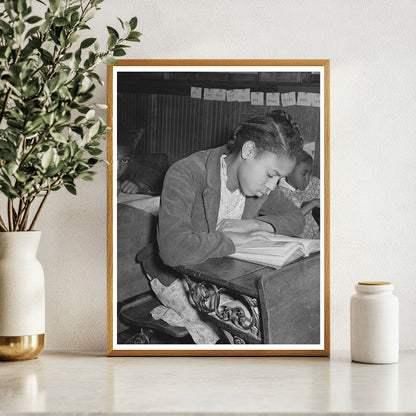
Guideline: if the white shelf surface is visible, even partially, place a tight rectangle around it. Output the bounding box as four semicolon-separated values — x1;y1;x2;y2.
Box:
0;350;415;415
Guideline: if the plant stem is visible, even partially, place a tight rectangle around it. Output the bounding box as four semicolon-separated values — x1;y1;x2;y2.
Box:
14;199;27;231
14;200;21;231
29;189;50;231
7;199;14;231
0;88;12;126
20;199;33;231
0;214;8;232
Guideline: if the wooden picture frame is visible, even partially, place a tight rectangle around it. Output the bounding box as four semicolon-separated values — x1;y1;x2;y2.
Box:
107;60;330;356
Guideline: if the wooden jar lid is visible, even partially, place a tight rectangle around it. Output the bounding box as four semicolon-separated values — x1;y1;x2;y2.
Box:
358;281;391;285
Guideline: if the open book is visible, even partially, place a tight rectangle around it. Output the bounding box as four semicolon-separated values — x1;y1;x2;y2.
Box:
229;234;320;269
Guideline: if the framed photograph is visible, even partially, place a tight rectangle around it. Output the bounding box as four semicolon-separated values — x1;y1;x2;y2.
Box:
107;60;330;356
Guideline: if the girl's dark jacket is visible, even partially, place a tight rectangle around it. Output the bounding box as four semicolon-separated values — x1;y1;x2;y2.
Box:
157;146;305;267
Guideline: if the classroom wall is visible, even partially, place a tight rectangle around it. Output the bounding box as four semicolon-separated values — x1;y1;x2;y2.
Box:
118;92;320;165
34;0;416;351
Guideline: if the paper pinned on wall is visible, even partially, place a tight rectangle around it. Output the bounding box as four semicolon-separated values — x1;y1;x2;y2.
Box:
190;87;202;99
214;89;226;101
227;89;238;102
204;88;214;101
237;88;251;102
281;92;296;107
251;92;264;106
311;93;320;107
266;92;280;106
297;92;313;106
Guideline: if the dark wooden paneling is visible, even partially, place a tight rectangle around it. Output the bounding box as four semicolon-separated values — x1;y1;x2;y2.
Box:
118;92;320;172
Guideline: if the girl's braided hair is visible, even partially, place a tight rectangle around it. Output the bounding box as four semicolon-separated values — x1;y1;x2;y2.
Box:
299;150;313;164
227;110;304;162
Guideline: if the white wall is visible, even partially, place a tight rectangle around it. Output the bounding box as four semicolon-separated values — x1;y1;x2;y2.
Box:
36;0;416;351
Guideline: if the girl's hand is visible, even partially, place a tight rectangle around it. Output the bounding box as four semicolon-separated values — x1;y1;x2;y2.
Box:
120;180;140;194
300;199;320;214
224;230;273;250
216;219;274;233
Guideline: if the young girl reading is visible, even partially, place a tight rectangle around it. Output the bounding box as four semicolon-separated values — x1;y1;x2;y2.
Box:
278;150;320;239
144;110;305;344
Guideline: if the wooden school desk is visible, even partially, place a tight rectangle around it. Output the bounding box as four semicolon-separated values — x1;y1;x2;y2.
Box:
175;254;320;345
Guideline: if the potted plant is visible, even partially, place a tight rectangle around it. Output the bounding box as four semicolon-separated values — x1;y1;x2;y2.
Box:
0;0;140;360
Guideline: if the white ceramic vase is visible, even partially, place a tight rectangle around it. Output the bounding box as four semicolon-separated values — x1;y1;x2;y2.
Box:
0;231;45;360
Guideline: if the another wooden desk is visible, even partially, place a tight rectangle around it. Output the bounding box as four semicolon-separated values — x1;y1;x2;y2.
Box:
176;254;320;345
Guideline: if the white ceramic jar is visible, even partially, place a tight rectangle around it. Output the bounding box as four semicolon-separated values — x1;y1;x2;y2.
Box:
350;281;399;364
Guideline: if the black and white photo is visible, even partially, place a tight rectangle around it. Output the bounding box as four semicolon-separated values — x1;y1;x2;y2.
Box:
107;61;330;356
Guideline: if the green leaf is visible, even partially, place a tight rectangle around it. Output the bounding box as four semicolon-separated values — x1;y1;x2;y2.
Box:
80;37;96;49
17;0;26;13
41;148;54;169
26;15;42;24
0;183;18;198
113;47;126;57
88;120;100;138
64;183;76;195
48;76;59;92
23;83;39;98
42;112;55;125
5;162;18;176
22;5;32;17
50;131;67;143
59;29;67;47
83;8;95;23
74;148;84;159
63;146;70;160
107;33;117;49
24;25;40;39
54;17;69;27
4;1;16;19
87;147;102;156
25;117;44;133
49;0;60;13
14;171;29;183
126;32;141;42
77;171;95;181
0;140;14;152
0;20;13;35
103;56;117;65
68;33;80;44
40;49;53;63
116;17;125;29
7;119;24;129
70;11;80;26
87;158;100;166
61;52;73;61
129;31;142;38
129;17;138;30
85;109;95;120
106;26;119;38
75;93;93;103
45;164;62;177
16;21;25;35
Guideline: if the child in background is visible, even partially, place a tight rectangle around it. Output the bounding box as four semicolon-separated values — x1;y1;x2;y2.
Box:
117;145;169;196
279;150;320;239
